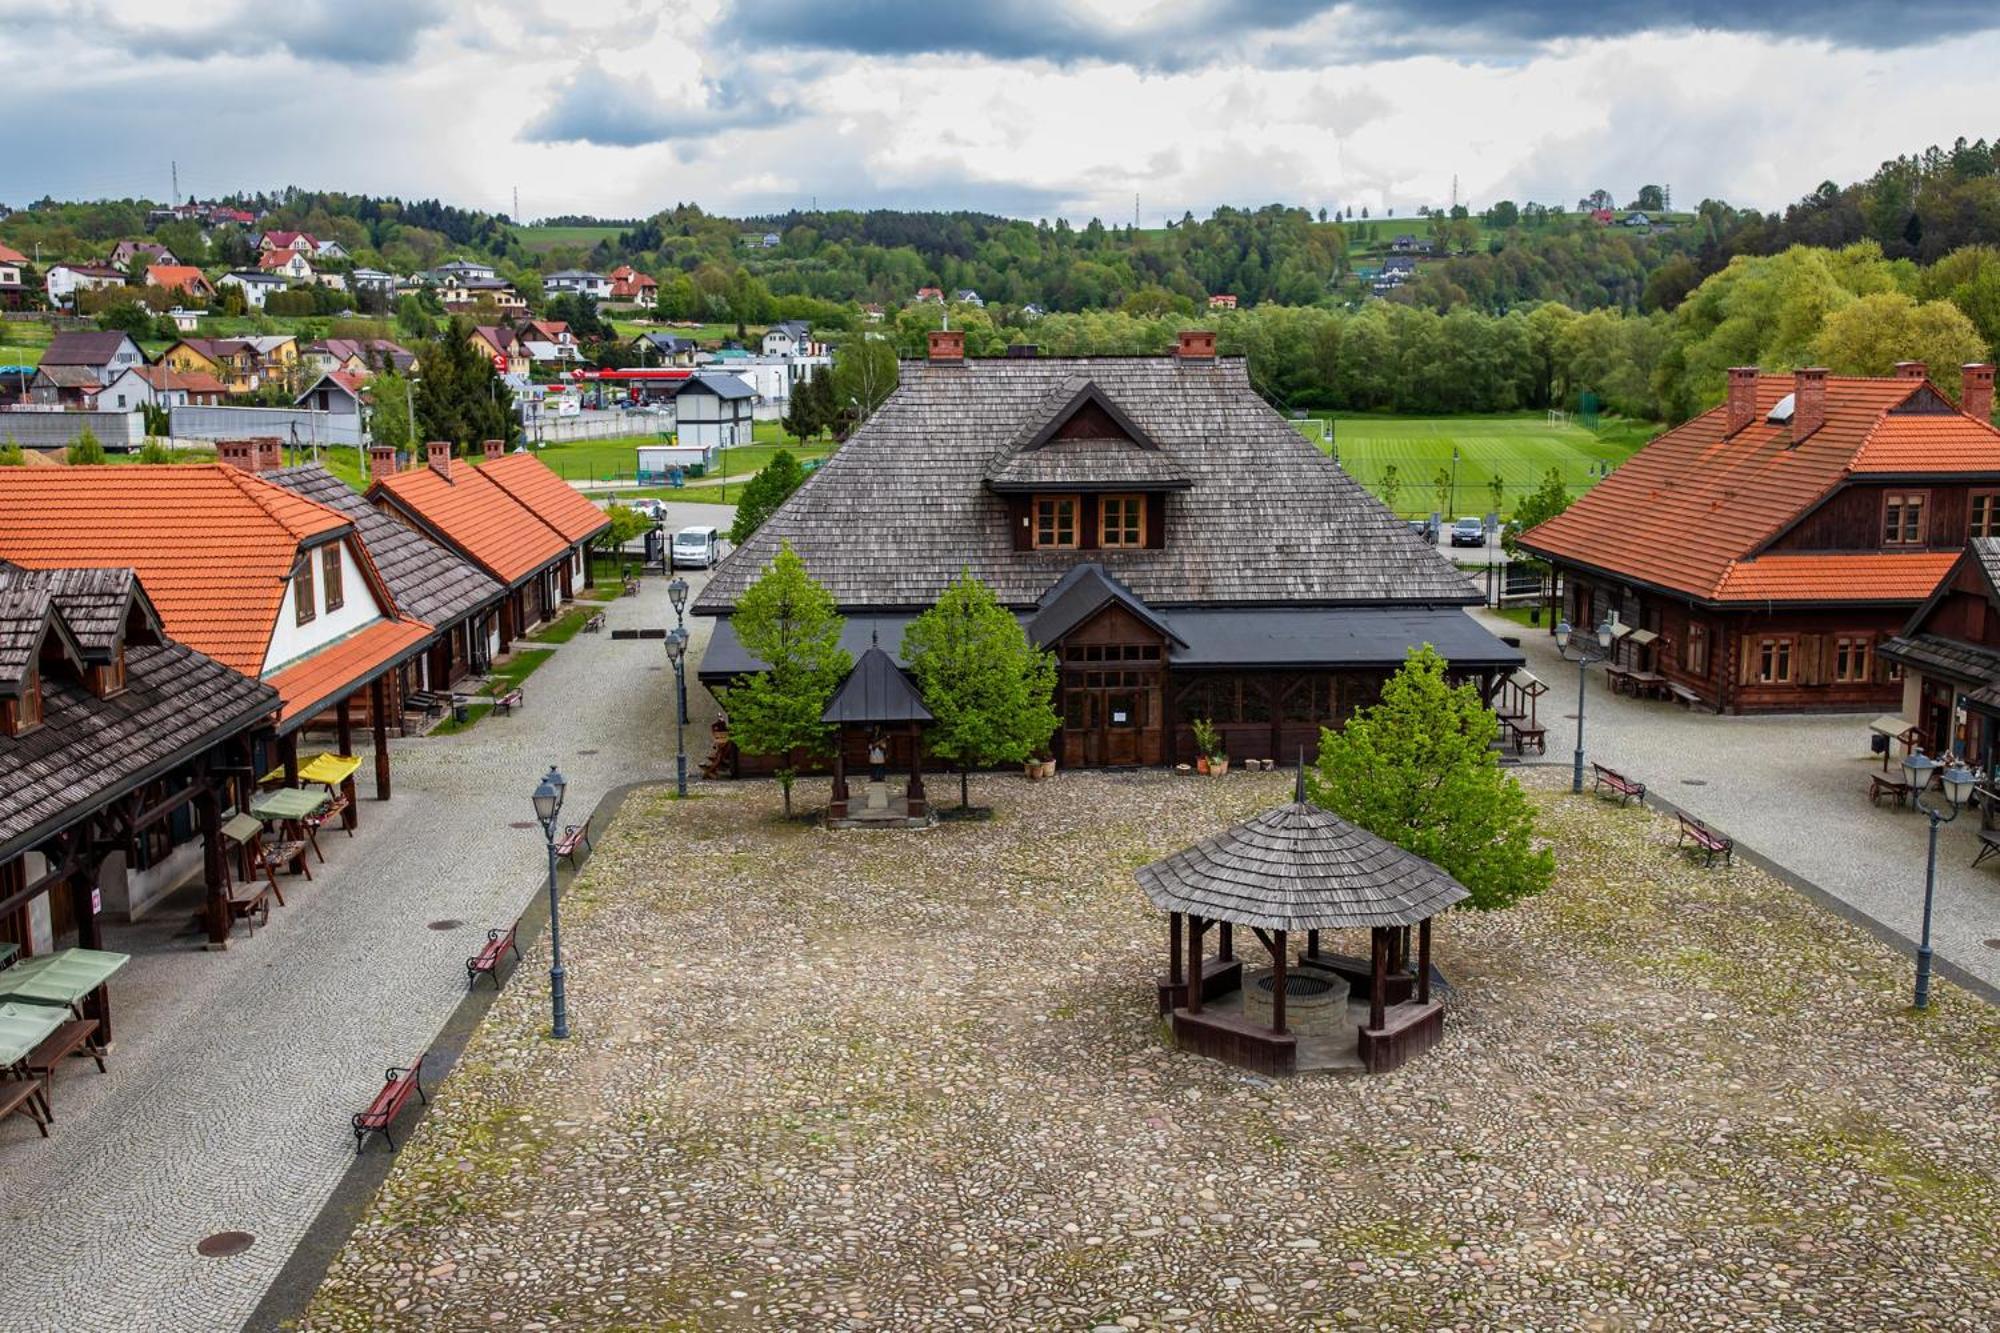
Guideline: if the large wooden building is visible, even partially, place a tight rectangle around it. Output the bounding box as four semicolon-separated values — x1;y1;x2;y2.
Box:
1881;538;2000;765
696;329;1520;770
1520;363;2000;713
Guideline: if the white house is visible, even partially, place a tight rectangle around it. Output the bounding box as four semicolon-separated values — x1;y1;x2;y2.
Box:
219;270;289;310
314;238;351;261
717;353;830;420
543;270;611;300
350;268;396;294
314;271;349;292
259;249;315;282
673;372;756;449
428;259;497;283
761;320;811;357
100;363;225;410
44;264;127;307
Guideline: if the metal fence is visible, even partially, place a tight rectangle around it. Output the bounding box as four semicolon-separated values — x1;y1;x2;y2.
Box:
0;409;147;449
168;405;361;446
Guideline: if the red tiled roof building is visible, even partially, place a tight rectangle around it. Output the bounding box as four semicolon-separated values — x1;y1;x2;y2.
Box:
1520;362;2000;713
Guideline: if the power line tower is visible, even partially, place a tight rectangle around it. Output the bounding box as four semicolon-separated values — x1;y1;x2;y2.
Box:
1134;192;1140;230
1451;174;1459;213
1663;183;1672;211
513;186;520;222
171;160;178;207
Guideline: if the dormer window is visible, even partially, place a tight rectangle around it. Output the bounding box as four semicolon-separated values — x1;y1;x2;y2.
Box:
322;543;344;612
1883;492;1927;547
1099;495;1146;548
95;644;127;697
7;668;42;735
1033;496;1079;549
295;551;317;625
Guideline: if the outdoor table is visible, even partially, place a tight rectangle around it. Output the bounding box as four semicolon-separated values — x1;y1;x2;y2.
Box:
0;948;131;1019
250;787;330;872
0;1002;64;1068
297;753;362;833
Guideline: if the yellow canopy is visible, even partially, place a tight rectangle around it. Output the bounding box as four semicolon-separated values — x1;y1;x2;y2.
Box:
298;753;363;786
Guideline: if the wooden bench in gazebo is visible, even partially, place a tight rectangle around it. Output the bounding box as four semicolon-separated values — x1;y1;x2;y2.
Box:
1136;768;1472;1076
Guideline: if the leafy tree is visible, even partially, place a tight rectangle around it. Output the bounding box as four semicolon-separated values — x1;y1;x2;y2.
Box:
1503;468;1572;557
730;449;806;545
0;441;25;466
415;317;515;449
369;369;416;448
829;336;899;427
901;570;1060;809
1379;462;1401;513
719;542;851;816
1810;290;1986;389
602;502;654;554
1431;465;1452;517
1487;474;1506;517
1633;185;1667;211
1308;645;1554;911
66;429;107;465
780;377;818;444
95;303;151;337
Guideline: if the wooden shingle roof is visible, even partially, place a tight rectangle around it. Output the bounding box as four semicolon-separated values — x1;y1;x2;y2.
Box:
695;355;1476;614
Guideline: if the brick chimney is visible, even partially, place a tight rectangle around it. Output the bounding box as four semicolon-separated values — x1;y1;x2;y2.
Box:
1725;366;1758;435
1793;367;1828;443
1963;363;1995;423
368;444;397;483
481;438;503;460
426;440;452;479
1894;360;1927;381
256;438;283;473
1177;328;1217;360
216;439;256;472
927;328;964;362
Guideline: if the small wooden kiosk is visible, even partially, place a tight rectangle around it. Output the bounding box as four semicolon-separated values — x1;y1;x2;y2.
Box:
822;645;934;829
1136;773;1470;1075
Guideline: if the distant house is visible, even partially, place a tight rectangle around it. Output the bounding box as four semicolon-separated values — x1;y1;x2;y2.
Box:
1019;302;1045;319
145;265;215;302
1207;294;1238;310
304;337;416;378
468;325;528;377
350;268;397;295
110;240;177;269
313;238;351;261
1589;208;1616;226
40;331;144;386
674;372;756;449
296;370;369;426
259;249;314;282
761;320;811;357
0;245;26;308
44;263;126;307
607;265;657;305
1388;234;1431;253
101;363;227;410
428;259;497;284
1622;211;1653;228
861;303;886;322
634;332;698;366
29;364;105;408
914;286;944;304
543;270;611;301
162;336;295;394
166;308;201;332
258;230;318;254
218;270;288;310
740;232;780;248
954;289;985;307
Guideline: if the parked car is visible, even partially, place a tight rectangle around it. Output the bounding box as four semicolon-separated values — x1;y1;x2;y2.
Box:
627;498;667;521
1450;516;1487;547
1407;517;1438;545
671;526;722;569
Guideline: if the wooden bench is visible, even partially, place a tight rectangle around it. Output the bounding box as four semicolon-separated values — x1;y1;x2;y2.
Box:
1668;682;1702;709
554;819;592;869
24;1018;105;1116
493;687;525;716
223;877;273;936
0;1076;48;1138
258;838;311;884
1676;812;1734;866
351;1056;427;1152
466;923;521;990
1974;830;2000;870
1591;763;1645;805
304;790;352;845
583;612;606;633
1869;773;1912;808
405;690;448;720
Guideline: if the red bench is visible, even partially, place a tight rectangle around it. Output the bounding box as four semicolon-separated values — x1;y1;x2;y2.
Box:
351;1056;427;1152
494;687;525;715
554;818;592;869
466;922;521;990
1677;812;1734;866
1591;763;1646;805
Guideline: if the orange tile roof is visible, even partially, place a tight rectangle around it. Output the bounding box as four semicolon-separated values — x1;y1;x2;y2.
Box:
369;458;569;586
478;451;611;544
1521;374;2000;602
0;243;27;266
146;264;209;292
266;617;431;725
1710;552;1959;603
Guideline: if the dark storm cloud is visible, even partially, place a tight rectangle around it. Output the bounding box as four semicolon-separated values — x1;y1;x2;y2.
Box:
87;0;448;67
523;64;796;147
720;0;2000;64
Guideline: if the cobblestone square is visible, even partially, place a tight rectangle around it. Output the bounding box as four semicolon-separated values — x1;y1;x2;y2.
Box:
301;767;2000;1331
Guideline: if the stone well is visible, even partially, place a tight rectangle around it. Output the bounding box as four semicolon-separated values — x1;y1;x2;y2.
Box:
1242;968;1350;1036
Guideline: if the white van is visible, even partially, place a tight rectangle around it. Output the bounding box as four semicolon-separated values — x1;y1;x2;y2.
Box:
671;526;722;569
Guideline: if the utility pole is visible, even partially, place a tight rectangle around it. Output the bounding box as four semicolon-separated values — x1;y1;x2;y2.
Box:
1451;174;1459;212
171;160;178;208
513;185;520;221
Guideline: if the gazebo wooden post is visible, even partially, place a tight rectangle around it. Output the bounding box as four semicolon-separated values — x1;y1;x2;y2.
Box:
1186;915;1205;1014
1218;921;1233;963
335;697;358;830
1168;911;1183;991
831;726;849;807
1369;927;1388;1030
1271;930;1288;1035
1417;918;1433;1005
281;731;300;786
370;676;391;801
907;720;925;803
1305;928;1320;961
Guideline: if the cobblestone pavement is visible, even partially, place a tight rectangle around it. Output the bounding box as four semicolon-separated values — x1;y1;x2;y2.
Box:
300;768;2000;1331
0;572;712;1333
1481;610;2000;995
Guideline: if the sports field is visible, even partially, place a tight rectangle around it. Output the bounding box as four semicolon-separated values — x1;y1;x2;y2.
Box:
511;224;627;254
1303;412;1657;517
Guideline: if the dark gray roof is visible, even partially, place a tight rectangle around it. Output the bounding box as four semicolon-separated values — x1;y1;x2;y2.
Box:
694;355;1478;615
1879;632;2000;686
1027;563;1182;648
0;568;147;685
683;372;754;401
821;645;932;724
1136;798;1471;931
986;439;1191;492
268;464;504;628
1974;537;2000;588
0;567;276;859
700;614;924;681
34;364;103;389
40;332;134;368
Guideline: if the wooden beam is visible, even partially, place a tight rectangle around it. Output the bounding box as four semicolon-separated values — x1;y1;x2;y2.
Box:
1369;927;1388;1031
1250;925;1278;958
1271;930;1287;1036
1168;911;1183;988
371;675;391;801
1417;917;1432;1006
336;697;358;829
198;783;228;949
1185;914;1204;1015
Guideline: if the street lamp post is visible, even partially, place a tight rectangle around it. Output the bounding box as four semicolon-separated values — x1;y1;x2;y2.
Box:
1903;750;1976;1009
532;765;570;1039
668;575;690;745
1450;446;1460;517
665;627;689;797
1553;616;1620;795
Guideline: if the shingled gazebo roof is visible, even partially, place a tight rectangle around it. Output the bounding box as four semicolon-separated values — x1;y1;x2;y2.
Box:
821;644;932;724
1136;795;1470;931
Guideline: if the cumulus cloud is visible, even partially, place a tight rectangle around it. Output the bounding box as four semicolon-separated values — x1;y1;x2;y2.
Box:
523;63;798;147
85;0;449;67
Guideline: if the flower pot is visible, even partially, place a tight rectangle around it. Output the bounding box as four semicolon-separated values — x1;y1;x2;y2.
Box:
1196;756;1210;775
1040;758;1057;779
1211;757;1230;776
1023;761;1041;780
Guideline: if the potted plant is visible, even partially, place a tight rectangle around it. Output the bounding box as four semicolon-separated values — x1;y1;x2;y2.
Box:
1210;749;1230;776
1191;718;1219;773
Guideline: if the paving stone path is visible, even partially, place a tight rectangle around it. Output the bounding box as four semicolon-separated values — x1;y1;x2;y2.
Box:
1482;609;2000;995
0;572;706;1333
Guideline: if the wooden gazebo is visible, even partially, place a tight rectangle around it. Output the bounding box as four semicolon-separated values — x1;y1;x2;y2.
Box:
1135;774;1470;1074
822;644;933;828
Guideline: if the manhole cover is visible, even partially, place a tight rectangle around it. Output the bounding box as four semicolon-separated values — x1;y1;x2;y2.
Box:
1562;713;1579;720
1986;939;2000;950
427;919;464;932
1681;779;1708;787
647;666;664;672
577;749;600;756
196;1231;254;1258
507;820;535;829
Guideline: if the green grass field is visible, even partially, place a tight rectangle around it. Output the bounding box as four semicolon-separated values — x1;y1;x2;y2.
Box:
1304;412;1657;517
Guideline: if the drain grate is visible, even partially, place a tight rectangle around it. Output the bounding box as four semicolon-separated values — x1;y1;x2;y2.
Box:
577;749;600;756
196;1231;254;1258
1681;779;1708;787
427;919;464;932
507;820;535;829
1986;939;2000;951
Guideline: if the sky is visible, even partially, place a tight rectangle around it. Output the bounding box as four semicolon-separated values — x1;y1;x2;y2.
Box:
3;1;1998;224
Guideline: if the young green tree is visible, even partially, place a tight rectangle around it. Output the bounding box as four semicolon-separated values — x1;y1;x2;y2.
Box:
369;369;416;449
730;449;806;545
601;502;654;556
1308;645;1554;911
780;378;817;444
1431;465;1452;517
829;336;898;428
66;428;107;465
1487;474;1506;517
902;570;1060;810
1379;462;1402;514
719;542;851;816
0;440;25;467
1501;468;1572;558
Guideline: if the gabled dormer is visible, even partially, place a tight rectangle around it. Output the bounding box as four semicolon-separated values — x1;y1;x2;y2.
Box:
985;377;1191;554
0;584;86;736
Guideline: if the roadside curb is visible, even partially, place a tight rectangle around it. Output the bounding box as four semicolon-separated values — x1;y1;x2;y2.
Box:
245;778;668;1333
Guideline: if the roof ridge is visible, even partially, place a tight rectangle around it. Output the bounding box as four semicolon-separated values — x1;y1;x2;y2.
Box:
219;466;351;541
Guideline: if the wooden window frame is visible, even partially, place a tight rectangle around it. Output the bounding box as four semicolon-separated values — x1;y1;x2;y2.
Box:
1097;494;1146;549
1685;622;1709;679
96;644;127;698
294;552;316;626
1032;495;1080;550
1832;635;1873;684
12;668;42;734
1757;636;1793;685
1882;491;1929;547
322;543;345;613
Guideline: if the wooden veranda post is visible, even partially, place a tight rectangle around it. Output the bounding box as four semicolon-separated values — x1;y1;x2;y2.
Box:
1168;911;1183;990
282;732;300;786
1417;918;1432;1006
198;783;228;948
67;867;110;1043
1369;927;1388;1030
335;697;358;829
371;676;391;801
1186;916;1205;1014
1271;930;1288;1035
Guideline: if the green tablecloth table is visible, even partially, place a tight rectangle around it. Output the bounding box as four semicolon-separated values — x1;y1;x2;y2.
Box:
0;948;131;1012
0;1002;66;1067
249;788;330;822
